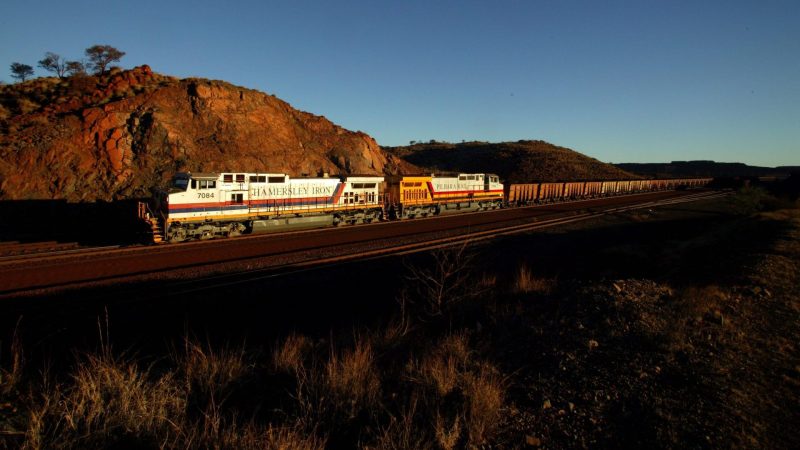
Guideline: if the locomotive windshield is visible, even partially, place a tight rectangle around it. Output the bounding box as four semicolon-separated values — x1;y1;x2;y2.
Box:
172;175;189;191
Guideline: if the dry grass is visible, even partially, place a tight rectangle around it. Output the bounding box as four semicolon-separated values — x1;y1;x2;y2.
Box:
273;334;311;375
285;337;383;437
179;338;250;398
371;396;430;450
434;411;462;450
414;350;462;398
23;352;185;449
0;319;24;396
260;423;327;450
16;343;328;449
323;340;381;419
514;264;556;295
411;333;471;397
461;364;505;446
185;406;325;450
379;313;412;349
64;354;184;440
8;253;515;449
404;333;506;447
477;272;498;289
12;328;507;449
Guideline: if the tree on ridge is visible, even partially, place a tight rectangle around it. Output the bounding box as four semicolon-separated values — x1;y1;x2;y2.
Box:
10;63;34;82
38;52;68;78
65;60;87;77
85;45;125;75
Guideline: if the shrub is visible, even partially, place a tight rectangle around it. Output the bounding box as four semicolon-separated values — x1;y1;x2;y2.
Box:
404;244;478;317
730;185;770;215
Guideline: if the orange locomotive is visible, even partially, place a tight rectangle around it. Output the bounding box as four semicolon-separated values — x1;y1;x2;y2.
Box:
385;173;504;219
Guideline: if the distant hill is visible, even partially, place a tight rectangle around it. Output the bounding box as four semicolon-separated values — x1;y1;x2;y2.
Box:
616;161;800;179
0;66;416;201
383;140;638;183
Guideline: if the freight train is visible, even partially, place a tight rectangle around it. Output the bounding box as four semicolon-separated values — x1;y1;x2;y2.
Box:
139;172;711;243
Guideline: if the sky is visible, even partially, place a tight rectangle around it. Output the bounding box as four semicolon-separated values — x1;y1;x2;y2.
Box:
2;0;798;167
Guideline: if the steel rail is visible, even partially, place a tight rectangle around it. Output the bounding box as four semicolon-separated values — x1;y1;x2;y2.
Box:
0;245;120;263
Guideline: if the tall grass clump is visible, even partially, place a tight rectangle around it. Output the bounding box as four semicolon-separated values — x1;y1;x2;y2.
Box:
184;406;325;450
514;263;556;295
371;396;430;450
0;319;24;396
177;338;250;399
405;333;506;448
461;364;505;446
25;352;185;449
322;340;381;419
273;333;311;375
411;332;471;397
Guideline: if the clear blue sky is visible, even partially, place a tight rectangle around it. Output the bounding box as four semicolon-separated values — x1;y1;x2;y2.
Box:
2;0;798;167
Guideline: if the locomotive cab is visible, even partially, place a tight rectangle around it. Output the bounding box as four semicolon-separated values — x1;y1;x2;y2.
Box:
170;173;190;192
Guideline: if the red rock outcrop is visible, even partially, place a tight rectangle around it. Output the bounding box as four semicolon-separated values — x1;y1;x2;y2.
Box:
0;66;415;201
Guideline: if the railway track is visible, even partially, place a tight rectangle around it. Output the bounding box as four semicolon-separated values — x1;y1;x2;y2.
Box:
0;189;725;297
0;242;119;262
150;189;727;297
0;241;81;258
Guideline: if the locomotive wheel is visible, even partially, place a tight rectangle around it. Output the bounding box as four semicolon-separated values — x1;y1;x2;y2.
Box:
168;228;186;243
228;222;245;237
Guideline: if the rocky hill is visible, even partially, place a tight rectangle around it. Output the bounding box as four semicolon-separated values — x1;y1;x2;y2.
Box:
0;66;415;201
383;140;637;183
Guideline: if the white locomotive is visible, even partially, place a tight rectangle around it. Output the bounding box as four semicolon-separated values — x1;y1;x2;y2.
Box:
153;172;384;242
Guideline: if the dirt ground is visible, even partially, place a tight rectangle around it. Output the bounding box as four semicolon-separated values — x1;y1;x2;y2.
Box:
485;201;800;448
